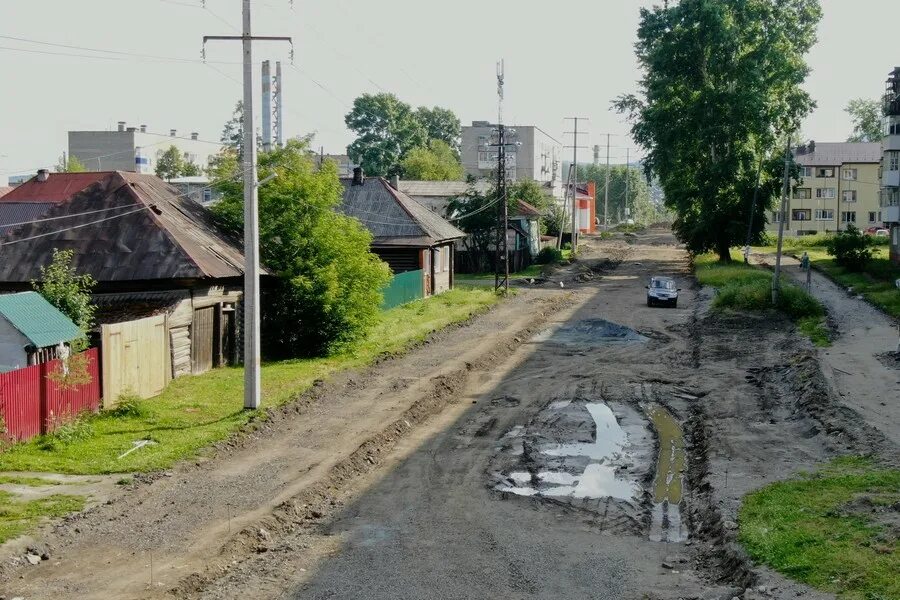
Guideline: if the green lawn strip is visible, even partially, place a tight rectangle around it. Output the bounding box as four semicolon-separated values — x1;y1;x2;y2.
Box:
460;263;546;281
0;475;61;487
0;287;501;475
694;252;828;345
739;458;900;600
0;490;85;544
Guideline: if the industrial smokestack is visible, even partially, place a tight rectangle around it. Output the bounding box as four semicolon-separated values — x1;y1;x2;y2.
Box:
593;145;600;166
275;61;284;148
261;60;272;153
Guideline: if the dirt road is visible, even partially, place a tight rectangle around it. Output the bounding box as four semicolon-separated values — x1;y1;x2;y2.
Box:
3;231;895;600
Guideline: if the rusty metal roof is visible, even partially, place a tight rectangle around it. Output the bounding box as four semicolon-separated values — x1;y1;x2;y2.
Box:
1;172;108;203
0;172;247;283
0;186;14;198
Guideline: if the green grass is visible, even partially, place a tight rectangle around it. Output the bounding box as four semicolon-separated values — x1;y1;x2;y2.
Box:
462;263;546;280
740;458;900;600
694;252;828;344
0;491;85;544
0;287;501;475
0;475;61;487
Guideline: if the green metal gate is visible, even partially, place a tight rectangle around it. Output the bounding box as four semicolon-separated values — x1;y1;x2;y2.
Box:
381;269;424;309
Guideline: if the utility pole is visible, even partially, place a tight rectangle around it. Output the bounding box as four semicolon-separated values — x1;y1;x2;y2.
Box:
489;59;512;293
625;147;630;222
604;133;611;230
203;2;292;410
772;135;793;306
564;117;588;251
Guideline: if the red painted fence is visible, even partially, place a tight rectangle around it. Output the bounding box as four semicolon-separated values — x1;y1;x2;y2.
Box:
0;348;101;442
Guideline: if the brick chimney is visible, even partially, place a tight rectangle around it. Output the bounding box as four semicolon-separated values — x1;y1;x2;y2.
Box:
37;169;50;182
352;167;365;186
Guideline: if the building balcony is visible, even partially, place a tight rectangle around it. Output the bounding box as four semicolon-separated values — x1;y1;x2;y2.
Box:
883;205;900;224
883;170;900;188
884;135;900;152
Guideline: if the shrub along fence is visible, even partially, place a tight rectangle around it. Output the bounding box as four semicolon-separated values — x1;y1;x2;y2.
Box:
0;348;101;442
382;269;425;310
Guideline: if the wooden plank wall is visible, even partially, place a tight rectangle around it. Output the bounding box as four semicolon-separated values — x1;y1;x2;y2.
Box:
100;314;170;405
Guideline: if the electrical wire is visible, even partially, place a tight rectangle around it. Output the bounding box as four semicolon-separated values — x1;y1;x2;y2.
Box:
0;206;151;247
1;203;145;229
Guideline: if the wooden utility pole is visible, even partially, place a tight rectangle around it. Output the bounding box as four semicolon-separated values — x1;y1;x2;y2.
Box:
203;2;292;409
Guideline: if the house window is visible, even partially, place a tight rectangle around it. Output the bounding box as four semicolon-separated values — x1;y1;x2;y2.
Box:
814;209;834;220
842;190;857;203
792;209;811;221
202;189;212;203
801;166;813;178
816;188;836;199
771;211;783;223
816;167;834;178
842;168;858;180
794;188;811;199
442;247;451;272
868;211;878;223
841;211;856;223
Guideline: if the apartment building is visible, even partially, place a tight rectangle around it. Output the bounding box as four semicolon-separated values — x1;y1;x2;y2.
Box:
881;66;900;263
69;121;223;174
460;121;563;200
769;141;882;236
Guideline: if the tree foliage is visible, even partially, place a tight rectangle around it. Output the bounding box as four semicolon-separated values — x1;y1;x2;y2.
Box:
345;93;462;177
210;139;391;357
221;101;244;151
447;186;516;273
615;0;821;261
509;179;551;211
400;140;464;181
54;155;86;173
155;146;184;181
825;224;874;271
844;98;883;143
33;248;96;336
414;106;461;154
578;164;661;225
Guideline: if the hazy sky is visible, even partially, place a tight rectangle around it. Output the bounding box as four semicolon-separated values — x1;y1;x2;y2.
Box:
0;0;896;184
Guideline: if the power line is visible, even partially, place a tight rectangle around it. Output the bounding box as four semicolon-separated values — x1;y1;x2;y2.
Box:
0;206;152;247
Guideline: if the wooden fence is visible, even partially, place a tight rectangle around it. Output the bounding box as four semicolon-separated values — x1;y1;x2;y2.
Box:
0;348;101;442
101;314;170;405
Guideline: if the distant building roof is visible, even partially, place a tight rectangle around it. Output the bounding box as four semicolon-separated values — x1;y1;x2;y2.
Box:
794;142;882;166
397;180;490;198
340;177;465;247
167;176;210;185
0;291;82;348
0;186;14;198
0;172;249;284
513;200;542;218
1;172;108;203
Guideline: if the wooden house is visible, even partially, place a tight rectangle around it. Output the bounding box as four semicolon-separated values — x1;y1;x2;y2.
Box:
340;169;465;297
0;292;82;373
0;171;248;389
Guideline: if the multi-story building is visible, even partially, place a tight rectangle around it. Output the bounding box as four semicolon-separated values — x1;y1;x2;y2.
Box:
460;121;563;200
68;121;223;174
881;66;900;263
769;141;882;236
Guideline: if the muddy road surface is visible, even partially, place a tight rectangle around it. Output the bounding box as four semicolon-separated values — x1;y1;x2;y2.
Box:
3;230;896;600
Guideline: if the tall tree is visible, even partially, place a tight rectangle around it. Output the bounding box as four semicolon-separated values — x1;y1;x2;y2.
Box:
220;101;244;151
345;93;427;177
845;98;883;143
415;106;462;154
54;154;86;173
400;140;465;181
615;0;820;261
211;140;391;357
155;146;185;181
509;179;551;211
578;164;660;225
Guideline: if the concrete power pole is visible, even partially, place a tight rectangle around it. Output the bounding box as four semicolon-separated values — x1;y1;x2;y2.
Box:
772;135;793;306
203;2;292;410
604;133;611;230
625;147;630;222
565;117;588;251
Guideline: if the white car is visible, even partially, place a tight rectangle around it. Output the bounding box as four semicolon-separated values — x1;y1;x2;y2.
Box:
646;276;680;308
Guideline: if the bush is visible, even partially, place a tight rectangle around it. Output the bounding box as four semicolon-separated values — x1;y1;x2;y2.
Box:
825;225;874;272
535;247;563;264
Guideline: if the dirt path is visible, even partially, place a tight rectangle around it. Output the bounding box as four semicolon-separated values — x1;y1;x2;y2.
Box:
754;252;900;446
0;289;574;599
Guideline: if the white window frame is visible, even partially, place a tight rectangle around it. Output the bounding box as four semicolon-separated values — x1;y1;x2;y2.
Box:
794;187;811;200
792;209;811;221
816;167;834;178
868;211;877;223
842;168;858;180
801;166;813;178
816;188;836;199
890;152;900;171
841;211;857;223
842;190;857;203
814;209;834;221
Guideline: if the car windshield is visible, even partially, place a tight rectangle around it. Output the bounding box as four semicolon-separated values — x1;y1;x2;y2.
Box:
651;280;675;290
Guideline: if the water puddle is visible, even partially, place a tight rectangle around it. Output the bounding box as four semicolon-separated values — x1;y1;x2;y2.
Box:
646;404;688;543
532;319;648;346
495;402;640;502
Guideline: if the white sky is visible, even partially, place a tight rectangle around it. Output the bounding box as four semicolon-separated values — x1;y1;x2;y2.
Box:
0;0;896;184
